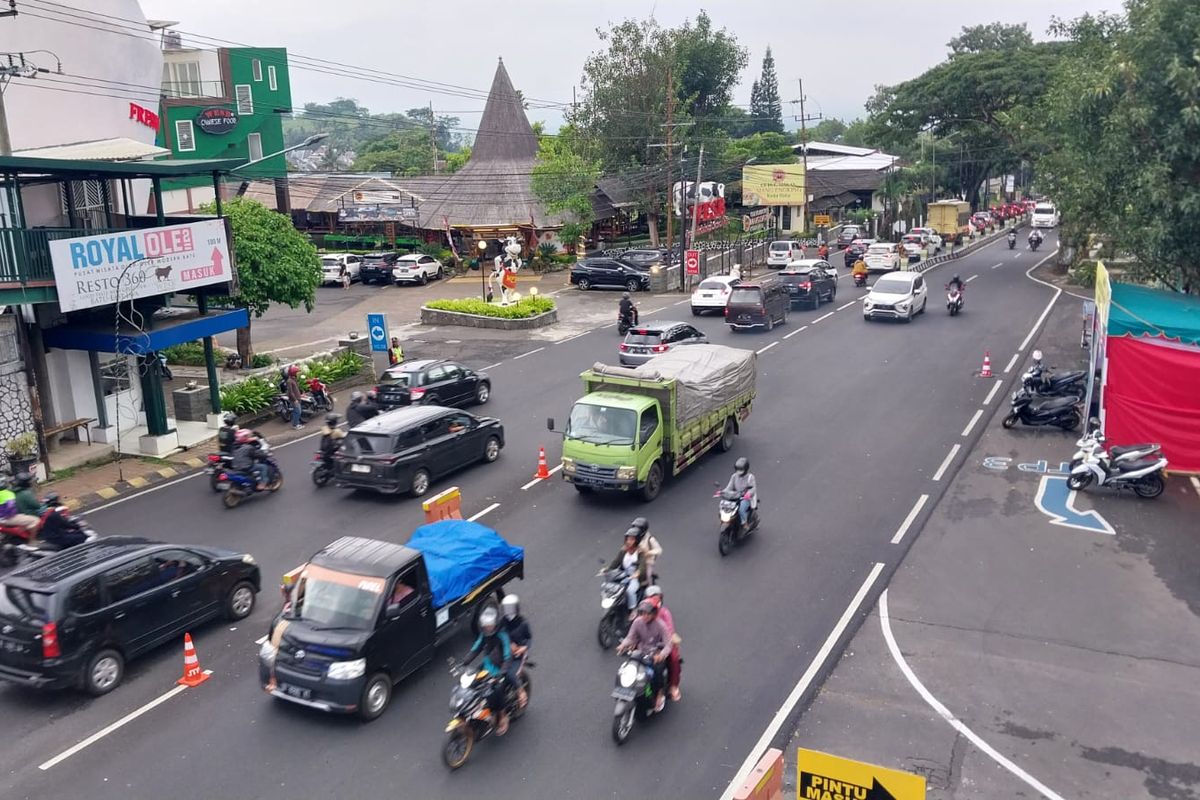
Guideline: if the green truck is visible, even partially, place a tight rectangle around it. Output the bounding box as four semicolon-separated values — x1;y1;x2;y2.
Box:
549;344;756;501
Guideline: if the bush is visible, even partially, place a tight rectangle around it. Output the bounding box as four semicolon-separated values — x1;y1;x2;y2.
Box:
219;375;277;415
425;296;555;319
250;352;274;368
1069;260;1098;288
537;242;558;260
300;350;368;385
162;341;207;366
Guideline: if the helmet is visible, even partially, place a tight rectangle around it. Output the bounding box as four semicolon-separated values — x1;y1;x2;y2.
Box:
324;413;340;427
644;585;662;600
629;517;649;535
478;606;499;634
43;491;60;507
235;429;254;444
636;600;657;616
350;391;364;403
501;594;520;621
952;274;960;283
623;529;638;543
288;365;300;377
735;457;749;475
222;412;237;426
14;471;32;489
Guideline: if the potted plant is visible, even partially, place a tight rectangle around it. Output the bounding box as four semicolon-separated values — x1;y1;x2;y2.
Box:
4;431;39;475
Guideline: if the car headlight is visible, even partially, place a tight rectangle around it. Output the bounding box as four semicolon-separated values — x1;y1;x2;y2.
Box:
326;658;366;680
562;457;576;475
619;662;639;688
258;640;277;665
242;554;256;565
896;301;910;310
863;298;873;308
616;466;636;480
459;671;475;689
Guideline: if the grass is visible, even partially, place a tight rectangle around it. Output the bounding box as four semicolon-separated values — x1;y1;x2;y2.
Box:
425;296;556;319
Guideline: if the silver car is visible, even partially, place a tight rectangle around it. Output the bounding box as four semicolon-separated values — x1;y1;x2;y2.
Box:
617;320;708;366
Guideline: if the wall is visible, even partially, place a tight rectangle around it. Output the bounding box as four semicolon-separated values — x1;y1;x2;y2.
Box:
0;315;34;471
44;349;142;437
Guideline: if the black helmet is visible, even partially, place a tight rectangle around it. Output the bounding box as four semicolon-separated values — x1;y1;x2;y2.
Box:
636;600;657;616
952;274;961;283
222;412;237;426
734;457;749;475
325;413;340;427
14;471;32;489
629;517;649;535
44;491;60;506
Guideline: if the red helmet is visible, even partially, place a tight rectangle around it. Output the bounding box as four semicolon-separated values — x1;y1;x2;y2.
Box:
288;365;300;377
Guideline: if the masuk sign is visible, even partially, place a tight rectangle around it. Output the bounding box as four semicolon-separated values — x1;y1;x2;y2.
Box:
48;219;233;312
195;107;238;135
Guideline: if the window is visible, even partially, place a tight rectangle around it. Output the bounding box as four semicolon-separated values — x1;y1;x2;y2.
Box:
445;412;473;433
153;550;204;582
163;60;202;98
59;180;107;229
175;119;195;152
235;84;254;115
103;558;163;603
421;417;453;439
268;65;277;91
247;132;263;162
638;408;659;444
68;578;102;615
441;364;463;381
425;366;448;384
252;59;262;81
99;356;132;397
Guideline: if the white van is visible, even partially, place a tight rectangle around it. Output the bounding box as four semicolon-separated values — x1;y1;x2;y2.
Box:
1031;204;1060;228
767;240;806;268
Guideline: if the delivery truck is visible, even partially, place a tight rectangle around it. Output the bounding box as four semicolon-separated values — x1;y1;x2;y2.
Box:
927;200;972;245
550;344;756;501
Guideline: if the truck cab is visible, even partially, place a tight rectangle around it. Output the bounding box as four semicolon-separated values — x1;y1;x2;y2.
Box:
559;392;662;494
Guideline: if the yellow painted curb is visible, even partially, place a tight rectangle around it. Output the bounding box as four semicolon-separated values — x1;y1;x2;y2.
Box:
127;476;149;488
96;487;119;499
64;498;82;510
184;457;204;468
157;467;178;478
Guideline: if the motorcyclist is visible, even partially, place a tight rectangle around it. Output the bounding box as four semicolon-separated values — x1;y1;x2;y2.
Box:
1028;229;1044;247
230;429;270;491
461;606;516;735
616;600;671;713
946;273;965;294
318;413;346;465
501;594;531;709
851;257;868;282
628;516;662;585
723;457;758;528
13;472;46;517
606;530;649;618
37;492;89;549
345;390;381;427
644;586;682;702
618;292;638;328
0;475;40;534
217;412;239;452
1007;229;1017;245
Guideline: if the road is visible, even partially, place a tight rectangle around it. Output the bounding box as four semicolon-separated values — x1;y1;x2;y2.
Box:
0;233;1058;800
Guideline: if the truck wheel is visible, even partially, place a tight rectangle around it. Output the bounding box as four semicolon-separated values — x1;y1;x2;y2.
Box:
359;673;392;721
718;419;735;452
640;462;663;502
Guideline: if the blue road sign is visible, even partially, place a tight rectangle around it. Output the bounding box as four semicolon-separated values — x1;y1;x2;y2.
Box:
1034;475;1114;535
366;313;389;353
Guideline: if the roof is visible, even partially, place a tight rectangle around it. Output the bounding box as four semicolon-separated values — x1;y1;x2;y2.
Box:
13;537;158;586
14;138;171;162
384;358;440;373
807;154;899;172
311;536;419;578
807;169;886;194
0;154;245;180
794;141;880;157
1107;283;1200;348
782;259;830;270
470;59;538;162
632;320;687;330
349;404;448;433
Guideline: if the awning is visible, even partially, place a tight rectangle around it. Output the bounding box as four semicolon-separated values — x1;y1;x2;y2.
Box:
14;138;171;162
1107;282;1200;347
42;307;249;354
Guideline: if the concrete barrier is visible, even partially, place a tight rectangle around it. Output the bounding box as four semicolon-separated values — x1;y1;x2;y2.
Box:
422;486;463;523
734;748;784;800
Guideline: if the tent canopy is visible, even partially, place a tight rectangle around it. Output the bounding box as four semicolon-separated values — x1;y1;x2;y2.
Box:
1108;283;1200;347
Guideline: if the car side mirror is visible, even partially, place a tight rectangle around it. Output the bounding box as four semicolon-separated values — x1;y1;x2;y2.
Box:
547;417;555;431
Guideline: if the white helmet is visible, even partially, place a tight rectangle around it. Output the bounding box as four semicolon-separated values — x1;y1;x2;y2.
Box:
478;606;499;634
501;594;520;621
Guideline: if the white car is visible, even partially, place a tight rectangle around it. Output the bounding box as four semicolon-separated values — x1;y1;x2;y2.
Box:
1031;203;1060;228
864;242;900;272
767;240;806;268
863;271;928;322
320;253;361;285
910;227;943;252
392;254;444;285
690;275;740;315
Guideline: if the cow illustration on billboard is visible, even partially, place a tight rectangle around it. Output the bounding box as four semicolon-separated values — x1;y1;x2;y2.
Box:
672;180;726;222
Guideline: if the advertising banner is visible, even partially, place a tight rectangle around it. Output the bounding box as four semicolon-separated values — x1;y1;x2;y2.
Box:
49;219;233;313
742;163;806;206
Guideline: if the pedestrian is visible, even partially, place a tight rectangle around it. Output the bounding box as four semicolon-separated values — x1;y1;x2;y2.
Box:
388;336;404;366
340;262;350;290
285;365;304;429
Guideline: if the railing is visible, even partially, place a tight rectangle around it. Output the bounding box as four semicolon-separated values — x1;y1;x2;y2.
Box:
0;227;124;284
161;80;226;100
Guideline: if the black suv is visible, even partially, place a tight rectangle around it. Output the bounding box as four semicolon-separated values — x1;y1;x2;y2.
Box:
779;260;838;309
374;359;490;410
360;252;402;285
616;249;667;270
334;406;504;497
571;258;651;292
0;537;260;695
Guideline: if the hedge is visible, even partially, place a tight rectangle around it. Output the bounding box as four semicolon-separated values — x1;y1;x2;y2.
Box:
424;296;555;319
219;350;369;415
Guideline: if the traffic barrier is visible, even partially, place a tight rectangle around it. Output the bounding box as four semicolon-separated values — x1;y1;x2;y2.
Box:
533;446;551;480
980;351;993;378
177;632;209;687
733;748;784;800
422;486;463;523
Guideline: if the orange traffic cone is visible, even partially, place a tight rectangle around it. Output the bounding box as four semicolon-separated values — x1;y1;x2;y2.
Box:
533;446;551;480
980;351;993;378
177;632;210;688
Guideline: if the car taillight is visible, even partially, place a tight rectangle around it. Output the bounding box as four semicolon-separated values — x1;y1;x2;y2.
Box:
410;388;425;400
724;307;729;316
619;343;629;351
800;282;811;290
652;344;669;353
42;622;60;659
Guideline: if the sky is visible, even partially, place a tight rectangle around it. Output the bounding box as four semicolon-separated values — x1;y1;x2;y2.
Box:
140;0;1122;133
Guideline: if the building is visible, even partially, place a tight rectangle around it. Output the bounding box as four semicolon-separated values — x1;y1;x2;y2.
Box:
151;22;292;214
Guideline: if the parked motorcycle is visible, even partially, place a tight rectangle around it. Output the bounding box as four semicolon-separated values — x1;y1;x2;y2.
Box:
715;486;759;556
442;659;532;770
306;378;334;413
220;451;283;509
273;393;318;425
1002;390;1082;431
1069;424;1162;472
946;287;964;316
596;567;634;649
206;452;233;492
611;649;668;745
1021;351;1087;398
1068;447;1168;498
310;451;334;488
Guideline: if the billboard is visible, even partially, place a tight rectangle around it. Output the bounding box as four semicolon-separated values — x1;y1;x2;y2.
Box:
339;206;419;223
742;163;806;206
49;219;233;312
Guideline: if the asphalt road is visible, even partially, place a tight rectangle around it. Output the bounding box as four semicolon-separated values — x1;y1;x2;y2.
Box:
0;233;1059;800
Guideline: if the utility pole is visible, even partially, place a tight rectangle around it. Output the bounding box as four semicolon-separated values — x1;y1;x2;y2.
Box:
789;79;821;234
428;100;438;174
664;63;673;255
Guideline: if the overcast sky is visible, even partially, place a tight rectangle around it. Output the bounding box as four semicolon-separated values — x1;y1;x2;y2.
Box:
142;0;1121;132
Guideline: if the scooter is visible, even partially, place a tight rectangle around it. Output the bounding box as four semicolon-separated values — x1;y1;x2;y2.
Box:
1008;233;1017;250
310;451;334;488
1021;351;1087;397
946;287;964;316
1070;425;1162;471
1002;389;1082;431
596;567;635;649
206;452;233;492
715;486;759;556
306;378;334;413
1068;449;1168;498
1029;235;1043;252
442;658;532;770
852;271;867;288
611;649;668;745
0;499;96;566
220;453;283;509
273;393;319;425
618;306;639;336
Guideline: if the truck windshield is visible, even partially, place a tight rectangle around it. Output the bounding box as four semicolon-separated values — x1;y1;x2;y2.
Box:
566;402;636;445
291;564;385;630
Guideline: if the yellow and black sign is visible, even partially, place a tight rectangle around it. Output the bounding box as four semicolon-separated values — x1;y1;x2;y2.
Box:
797;749;925;800
813;214;833;227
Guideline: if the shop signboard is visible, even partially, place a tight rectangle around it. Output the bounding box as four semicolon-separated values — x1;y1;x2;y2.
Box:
195;107;239;135
339;205;419;223
741;207;770;232
742;163;806;206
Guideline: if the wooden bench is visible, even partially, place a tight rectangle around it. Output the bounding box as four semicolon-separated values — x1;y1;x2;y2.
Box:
44;418;97;446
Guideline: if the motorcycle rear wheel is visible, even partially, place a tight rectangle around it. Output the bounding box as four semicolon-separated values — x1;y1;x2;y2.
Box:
1002;413;1019;429
268;470;284;492
222;490;242;509
311;465;332;487
1060;411;1082;431
1133;473;1165;499
443;727;475;770
612;706;636;745
597;614;621;649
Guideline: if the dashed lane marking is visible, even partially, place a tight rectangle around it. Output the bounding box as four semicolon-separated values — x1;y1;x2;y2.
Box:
961;409;984;437
469;502;500;521
890;494;929;545
813;311;835;324
482;362;503;371
556;331;589;344
966;274;979;283
783;325;808;339
1003;353;1020;374
644;306;669;315
837;300;856;311
1191;476;1200;498
983;380;1003;406
991;262;1004;269
932;444;961;481
674;299;690;306
255;635;268;645
756;341;779;355
513;347;544;360
521;463;563;491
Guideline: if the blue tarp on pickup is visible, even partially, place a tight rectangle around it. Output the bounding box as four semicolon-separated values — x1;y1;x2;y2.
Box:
406;520;524;609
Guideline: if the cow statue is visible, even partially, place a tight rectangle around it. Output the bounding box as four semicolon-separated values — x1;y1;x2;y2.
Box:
488;235;522;305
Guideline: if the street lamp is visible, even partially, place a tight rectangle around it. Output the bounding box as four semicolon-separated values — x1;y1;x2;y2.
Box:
478;239;489;302
229;132;329;172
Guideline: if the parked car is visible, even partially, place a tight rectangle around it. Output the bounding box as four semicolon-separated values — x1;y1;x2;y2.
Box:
616;249;668;270
334;406;504;497
909;227;943;252
0;537;260;696
690;275;740;315
726;278;790;332
375;359;491;409
392;254;444;286
844;238;875;268
571;258;651;292
618;320;708;366
767;240;806;268
321;253;361;285
779;260;837;309
360;252;402;285
836;225;864;247
864;242;900;272
863;271;929;322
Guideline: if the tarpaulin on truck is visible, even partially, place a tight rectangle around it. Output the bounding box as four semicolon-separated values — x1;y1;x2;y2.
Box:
406;520;525;609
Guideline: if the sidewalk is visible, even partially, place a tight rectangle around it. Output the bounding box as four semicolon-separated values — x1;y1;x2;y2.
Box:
782;290;1200;798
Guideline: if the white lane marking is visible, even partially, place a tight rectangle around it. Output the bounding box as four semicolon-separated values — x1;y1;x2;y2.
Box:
932;444;961;482
556;332;589;344
813;311;835;324
783;325;808;339
513;347;544;360
756;342;779;355
880;591;1068;800
719;562;887;800
1003;353;1020;374
961;409;984;437
1189;476;1200;498
890;494;929;545
966;274;979;283
468;502;500;521
837;300;856;311
520;463;563;490
482;362;503;371
991;262;1003;270
674;299;690;306
39;670;213;770
547;288;568;296
1018;259;1064;351
644;306;669;315
983;380;1003;406
599;323;616;330
255;635;268;645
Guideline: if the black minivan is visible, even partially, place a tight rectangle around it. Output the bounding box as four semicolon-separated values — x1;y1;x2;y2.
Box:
726;278;790;332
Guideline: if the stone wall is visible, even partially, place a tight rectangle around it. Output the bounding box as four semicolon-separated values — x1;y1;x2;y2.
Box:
0;315;34;472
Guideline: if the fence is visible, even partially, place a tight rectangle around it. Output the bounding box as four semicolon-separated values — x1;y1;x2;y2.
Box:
0;227;122;284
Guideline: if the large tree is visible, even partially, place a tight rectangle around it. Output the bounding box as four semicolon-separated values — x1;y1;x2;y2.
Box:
352;129;435;174
748;47;783;134
947;22;1033;56
530;125;602;251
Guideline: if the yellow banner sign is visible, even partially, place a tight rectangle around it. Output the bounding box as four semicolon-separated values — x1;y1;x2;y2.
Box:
742;163;806;206
813;214;832;227
797;749;925;800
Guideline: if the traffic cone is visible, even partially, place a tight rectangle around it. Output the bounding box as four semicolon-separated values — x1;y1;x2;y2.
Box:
177;632;210;688
533;446;551;480
980;351;993;378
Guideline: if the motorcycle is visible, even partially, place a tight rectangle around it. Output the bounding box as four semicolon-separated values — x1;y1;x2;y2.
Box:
611;649;667;745
946;287;964;316
1069;425;1162;472
618;306;639;336
1068;447;1168;498
306;378;334;413
852;271;867;288
596;567;634;649
1008;233;1017;250
310;451;334;488
206;452;233;492
1029;236;1043;252
273;393;319;425
1021;352;1087;398
442;659;532;770
0;503;96;566
1002;389;1082;431
715;486;759;556
219;450;283;509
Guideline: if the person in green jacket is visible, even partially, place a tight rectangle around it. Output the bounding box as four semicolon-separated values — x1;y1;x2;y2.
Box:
13;472;46;516
0;475;40;533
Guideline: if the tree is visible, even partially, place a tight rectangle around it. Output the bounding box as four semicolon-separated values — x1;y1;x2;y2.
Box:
809;118;848;143
203;198;321;361
531;125;602;251
725;132;796;165
352;130;435;174
445;147;471;173
948;22;1033;56
748;47;783;134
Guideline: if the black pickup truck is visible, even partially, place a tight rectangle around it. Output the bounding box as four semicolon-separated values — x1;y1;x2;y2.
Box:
258;521;524;720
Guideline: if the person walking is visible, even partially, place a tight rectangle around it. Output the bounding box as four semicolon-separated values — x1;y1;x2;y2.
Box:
285;365;304;429
340;262;350;291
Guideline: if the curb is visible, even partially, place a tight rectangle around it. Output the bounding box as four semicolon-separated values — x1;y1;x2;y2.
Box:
61;457;210;513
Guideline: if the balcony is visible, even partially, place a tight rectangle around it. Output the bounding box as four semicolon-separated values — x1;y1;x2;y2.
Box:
0;227;122;289
161;80;227;100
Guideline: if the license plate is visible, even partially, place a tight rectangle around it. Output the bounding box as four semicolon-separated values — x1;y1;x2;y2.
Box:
701;293;713;298
280;683;312;700
350;464;371;473
574;477;604;487
611;687;636;701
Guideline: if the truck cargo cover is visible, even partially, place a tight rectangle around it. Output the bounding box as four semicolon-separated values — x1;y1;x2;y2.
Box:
406;520;524;609
590;344;756;424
